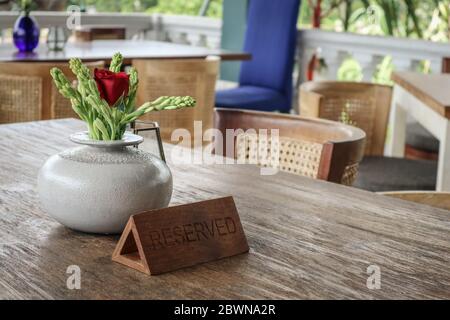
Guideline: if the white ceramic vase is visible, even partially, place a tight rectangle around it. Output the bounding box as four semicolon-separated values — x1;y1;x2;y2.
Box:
37;131;173;234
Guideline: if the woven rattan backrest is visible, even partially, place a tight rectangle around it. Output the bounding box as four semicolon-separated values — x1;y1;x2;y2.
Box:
236;132;324;179
214;108;366;185
133;57;220;144
300;81;392;156
0;74;42;124
0;61;105;121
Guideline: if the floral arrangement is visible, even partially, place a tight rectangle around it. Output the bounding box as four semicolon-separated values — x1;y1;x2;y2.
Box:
51;53;195;140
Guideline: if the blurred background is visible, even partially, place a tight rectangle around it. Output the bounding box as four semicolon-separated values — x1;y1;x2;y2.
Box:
2;0;450;84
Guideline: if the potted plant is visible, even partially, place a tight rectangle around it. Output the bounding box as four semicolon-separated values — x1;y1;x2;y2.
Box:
37;53;196;234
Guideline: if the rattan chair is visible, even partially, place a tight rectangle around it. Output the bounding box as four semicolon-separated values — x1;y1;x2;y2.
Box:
300;81;438;192
300;81;392;156
133;57;220;144
214;108;366;185
380;191;450;211
0;74;42;124
0;61;105;123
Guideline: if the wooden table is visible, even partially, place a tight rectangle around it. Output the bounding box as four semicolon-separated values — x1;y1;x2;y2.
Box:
385;72;450;191
1;119;449;299
0;40;251;63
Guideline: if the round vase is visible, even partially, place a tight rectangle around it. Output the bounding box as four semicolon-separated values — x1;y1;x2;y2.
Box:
37;132;173;234
13;13;40;52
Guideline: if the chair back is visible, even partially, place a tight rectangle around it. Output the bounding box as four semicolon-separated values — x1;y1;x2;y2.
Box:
380;191;450;211
0;74;42;124
0;61;105;123
214;108;366;185
300;81;392;156
133;57;220;144
239;0;300;110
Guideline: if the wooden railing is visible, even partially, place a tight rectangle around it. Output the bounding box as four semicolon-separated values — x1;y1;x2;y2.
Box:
296;29;450;83
149;14;221;48
0;11;221;48
0;11;153;40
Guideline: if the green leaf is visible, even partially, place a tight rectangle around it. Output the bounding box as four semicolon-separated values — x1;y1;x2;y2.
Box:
94;118;111;140
109;52;124;72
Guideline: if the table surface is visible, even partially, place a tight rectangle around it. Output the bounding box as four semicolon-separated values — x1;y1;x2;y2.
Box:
392;71;450;119
0;40;251;63
1;119;449;299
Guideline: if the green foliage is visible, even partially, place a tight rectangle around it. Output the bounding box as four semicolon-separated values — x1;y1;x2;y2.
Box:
14;0;35;14
339;103;357;126
68;0;449;38
146;0;222;17
51;53;195;141
67;0;157;12
300;0;450;42
372;56;394;85
337;58;363;82
68;0;222;17
337;55;431;86
303;1;447;85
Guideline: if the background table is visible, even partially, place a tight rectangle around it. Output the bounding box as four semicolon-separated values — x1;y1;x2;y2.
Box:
0;119;449;299
385;72;450;191
0;40;251;63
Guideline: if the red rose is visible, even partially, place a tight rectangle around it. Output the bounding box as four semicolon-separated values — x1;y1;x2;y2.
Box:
94;68;130;106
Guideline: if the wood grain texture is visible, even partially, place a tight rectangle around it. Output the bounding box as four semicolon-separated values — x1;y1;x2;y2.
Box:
0;119;449;299
112;196;249;275
392;72;450;119
0;40;251;64
380;191;450;211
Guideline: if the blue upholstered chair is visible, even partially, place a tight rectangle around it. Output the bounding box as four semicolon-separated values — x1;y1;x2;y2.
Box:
216;0;301;113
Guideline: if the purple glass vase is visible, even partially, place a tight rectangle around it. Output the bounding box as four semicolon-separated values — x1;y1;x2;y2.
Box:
13;13;40;53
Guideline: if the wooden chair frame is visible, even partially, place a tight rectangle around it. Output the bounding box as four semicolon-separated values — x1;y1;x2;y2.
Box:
214;108;366;184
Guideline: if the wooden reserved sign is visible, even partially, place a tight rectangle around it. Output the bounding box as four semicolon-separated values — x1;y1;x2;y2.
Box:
112;196;249;275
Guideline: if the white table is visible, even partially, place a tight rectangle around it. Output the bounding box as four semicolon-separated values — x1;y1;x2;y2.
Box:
0;40;251;63
385;71;450;191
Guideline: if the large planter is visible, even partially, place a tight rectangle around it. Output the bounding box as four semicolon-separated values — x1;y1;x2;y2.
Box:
13;13;40;52
37;132;173;234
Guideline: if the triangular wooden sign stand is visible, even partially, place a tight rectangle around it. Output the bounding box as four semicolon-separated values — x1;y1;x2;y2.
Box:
112;218;151;275
112;196;249;275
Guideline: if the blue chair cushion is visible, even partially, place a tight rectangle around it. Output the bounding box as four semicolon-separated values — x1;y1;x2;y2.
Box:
215;86;289;112
215;0;300;113
240;0;300;96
